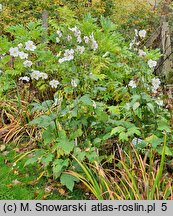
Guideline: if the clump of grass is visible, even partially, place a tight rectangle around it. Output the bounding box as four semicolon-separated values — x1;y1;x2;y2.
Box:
0;97;40;144
68;133;173;200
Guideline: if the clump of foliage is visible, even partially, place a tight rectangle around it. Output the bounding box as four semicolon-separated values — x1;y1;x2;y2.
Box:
0;7;172;192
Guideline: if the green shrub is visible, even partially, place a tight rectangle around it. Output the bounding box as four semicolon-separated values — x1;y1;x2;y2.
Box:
1;13;172;190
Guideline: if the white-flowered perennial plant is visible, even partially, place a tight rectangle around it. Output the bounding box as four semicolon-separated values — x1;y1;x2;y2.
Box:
31;70;41;80
90;33;98;51
71;79;77;87
19;76;30;82
69;26;81;37
23;60;32;67
76;46;85;54
19;51;28;59
40;72;48;80
49;80;60;88
139;30;146;38
25;40;36;51
84;36;89;44
56;37;60;43
128;80;137;88
9;47;19;57
138;49;146;57
58;49;75;63
152;77;160;93
57;30;62;37
148;59;157;69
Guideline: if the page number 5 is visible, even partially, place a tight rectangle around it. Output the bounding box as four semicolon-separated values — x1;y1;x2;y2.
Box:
161;203;167;211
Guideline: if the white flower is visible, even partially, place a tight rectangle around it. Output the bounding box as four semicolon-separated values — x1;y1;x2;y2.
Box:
77;36;82;44
56;30;62;37
0;69;3;74
19;76;30;82
152;77;160;93
49;80;60;88
148;59;157;68
66;49;74;55
19;51;28;59
67;35;72;41
138;49;146;57
40;72;48;80
156;99;163;106
18;43;23;49
56;37;60;43
69;26;81;37
134;29;138;37
9;47;19;57
84;36;89;44
59;49;75;63
23;60;32;67
76;46;85;54
71;79;77;87
89;33;98;51
91;40;98;51
0;4;3;11
64;49;74;60
93;101;97;109
58;58;65;64
128;80;137;88
139;29;146;38
25;40;36;51
31;70;41;80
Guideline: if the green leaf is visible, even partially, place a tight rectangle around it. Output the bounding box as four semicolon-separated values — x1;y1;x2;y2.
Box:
157;146;173;156
145;135;162;149
108;106;121;115
53;159;69;179
157;120;171;132
29;115;54;128
70;128;83;140
79;94;93;106
111;126;125;136
25;157;38;166
56;130;74;155
95;109;108;122
60;173;79;191
42;126;55;144
119;132;129;142
147;103;155;113
41;153;54;167
127;127;141;137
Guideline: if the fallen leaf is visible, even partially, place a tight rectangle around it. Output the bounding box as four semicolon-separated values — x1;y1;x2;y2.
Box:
58;188;66;195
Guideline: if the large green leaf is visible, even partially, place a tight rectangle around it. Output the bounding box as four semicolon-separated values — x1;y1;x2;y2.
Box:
60;173;79;191
53;159;69;179
56;130;74;155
